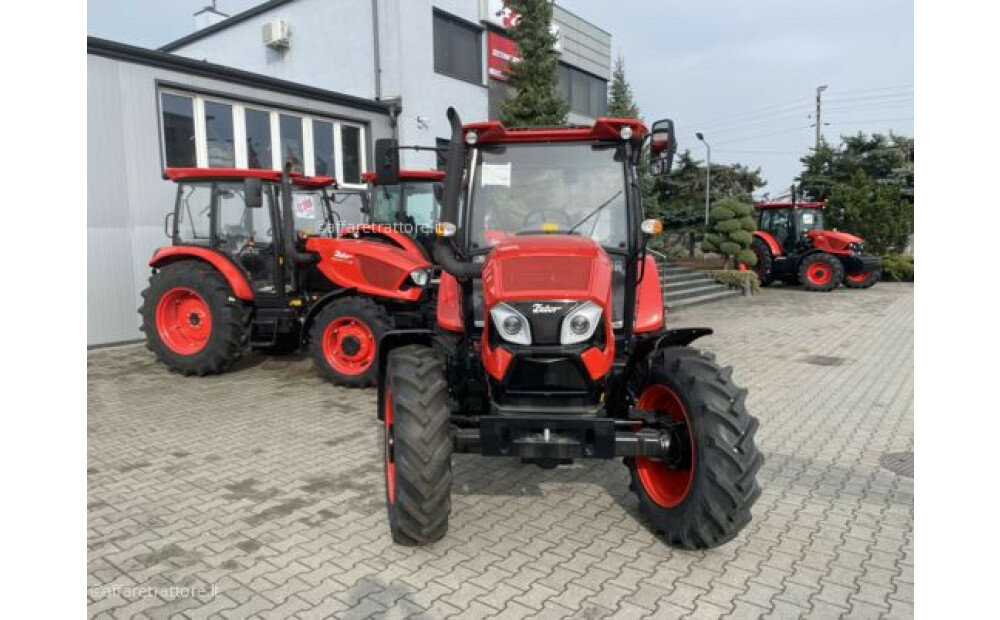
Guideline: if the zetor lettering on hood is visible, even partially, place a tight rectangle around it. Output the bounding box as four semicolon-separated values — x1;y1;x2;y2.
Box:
532;303;562;314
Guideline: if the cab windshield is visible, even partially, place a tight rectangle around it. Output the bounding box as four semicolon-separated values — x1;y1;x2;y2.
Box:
372;182;442;232
467;142;628;251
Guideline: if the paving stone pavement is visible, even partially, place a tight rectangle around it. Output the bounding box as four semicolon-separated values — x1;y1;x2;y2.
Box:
88;283;914;619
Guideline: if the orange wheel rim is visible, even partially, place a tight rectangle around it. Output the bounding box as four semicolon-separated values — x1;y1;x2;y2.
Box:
155;287;211;355
635;384;694;508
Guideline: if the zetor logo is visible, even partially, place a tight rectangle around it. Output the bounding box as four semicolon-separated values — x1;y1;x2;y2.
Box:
532;303;562;314
332;250;353;261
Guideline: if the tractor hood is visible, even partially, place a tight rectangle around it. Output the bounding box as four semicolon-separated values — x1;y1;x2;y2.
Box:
481;234;613;307
806;229;864;253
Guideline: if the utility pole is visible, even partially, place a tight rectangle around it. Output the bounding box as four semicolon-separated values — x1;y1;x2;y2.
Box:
696;132;711;228
815;85;827;150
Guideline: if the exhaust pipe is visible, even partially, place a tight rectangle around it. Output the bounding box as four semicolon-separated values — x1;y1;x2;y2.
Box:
434;107;483;279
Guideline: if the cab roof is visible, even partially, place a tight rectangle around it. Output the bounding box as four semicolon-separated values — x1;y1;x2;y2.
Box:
163;167;337;189
361;169;446;183
754;201;826;209
463;117;648;144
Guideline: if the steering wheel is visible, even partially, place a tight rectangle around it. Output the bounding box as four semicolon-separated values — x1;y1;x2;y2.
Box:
521;209;572;231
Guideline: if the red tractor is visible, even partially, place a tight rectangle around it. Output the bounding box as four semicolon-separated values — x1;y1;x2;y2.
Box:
376;109;763;548
751;201;881;291
139;166;434;386
361;167;445;262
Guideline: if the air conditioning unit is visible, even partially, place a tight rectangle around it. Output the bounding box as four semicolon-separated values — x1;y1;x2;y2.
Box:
262;19;290;49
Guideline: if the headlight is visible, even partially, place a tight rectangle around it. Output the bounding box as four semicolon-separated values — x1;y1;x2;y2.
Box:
409;269;430;286
560;301;602;345
489;303;531;345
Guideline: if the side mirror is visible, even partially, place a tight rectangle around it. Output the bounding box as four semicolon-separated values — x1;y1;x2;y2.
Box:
244;177;263;208
374;138;400;185
650;119;677;175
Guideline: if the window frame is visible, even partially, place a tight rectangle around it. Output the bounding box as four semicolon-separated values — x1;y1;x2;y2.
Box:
557;63;608;118
432;9;485;86
157;87;370;188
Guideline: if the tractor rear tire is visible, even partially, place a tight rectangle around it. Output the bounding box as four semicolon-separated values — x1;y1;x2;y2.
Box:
383;345;452;545
310;297;393;387
843;268;880;289
139;261;248;376
798;252;844;292
750;239;774;286
626;346;763;549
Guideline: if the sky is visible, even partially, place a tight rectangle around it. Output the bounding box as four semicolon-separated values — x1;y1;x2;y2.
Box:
87;0;914;196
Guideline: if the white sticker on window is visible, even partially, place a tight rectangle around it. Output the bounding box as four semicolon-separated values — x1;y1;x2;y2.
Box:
481;163;512;187
294;195;317;219
802;213;815;225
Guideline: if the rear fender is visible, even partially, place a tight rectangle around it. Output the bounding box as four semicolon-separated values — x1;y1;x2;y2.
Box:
149;246;254;301
376;329;435;421
753;231;782;257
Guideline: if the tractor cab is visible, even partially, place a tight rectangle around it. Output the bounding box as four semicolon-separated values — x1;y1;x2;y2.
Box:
362;169;445;259
375;109;762;549
755;201;826;254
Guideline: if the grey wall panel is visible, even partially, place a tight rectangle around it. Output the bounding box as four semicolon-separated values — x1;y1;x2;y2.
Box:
553;5;611;80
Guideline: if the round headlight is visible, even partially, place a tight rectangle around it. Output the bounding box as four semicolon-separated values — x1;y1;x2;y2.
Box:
465;131;478;145
502;316;522;335
620;126;633;140
569;315;590;335
409;269;430;286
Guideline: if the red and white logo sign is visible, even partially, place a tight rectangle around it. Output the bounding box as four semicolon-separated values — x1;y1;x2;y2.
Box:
487;32;520;81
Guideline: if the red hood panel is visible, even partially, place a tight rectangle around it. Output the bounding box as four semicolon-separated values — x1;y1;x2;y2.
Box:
483;235;610;301
806;229;863;252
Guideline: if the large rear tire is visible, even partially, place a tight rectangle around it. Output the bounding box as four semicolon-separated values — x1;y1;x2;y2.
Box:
750;238;774;286
383;345;452;545
798;252;844;292
626;347;763;549
310;297;392;387
843;268;880;289
139;261;248;376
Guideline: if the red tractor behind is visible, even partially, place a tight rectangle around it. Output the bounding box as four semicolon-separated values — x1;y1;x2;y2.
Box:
751;201;881;291
139;167;434;386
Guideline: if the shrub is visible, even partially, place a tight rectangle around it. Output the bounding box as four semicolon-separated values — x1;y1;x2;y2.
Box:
701;198;757;267
880;254;914;282
709;269;760;295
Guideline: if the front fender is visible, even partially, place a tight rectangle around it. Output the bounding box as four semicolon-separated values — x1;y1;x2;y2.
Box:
376;329;435;421
623;328;713;385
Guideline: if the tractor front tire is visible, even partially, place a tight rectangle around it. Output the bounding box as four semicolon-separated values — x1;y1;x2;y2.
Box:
139;261;248;376
798;252;844;292
383;345;452;545
843;268;881;289
626;347;763;549
750;239;774;286
310;297;393;387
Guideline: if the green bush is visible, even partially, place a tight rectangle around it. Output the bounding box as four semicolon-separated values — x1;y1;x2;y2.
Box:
880;254;914;282
709;269;760;295
701;198;757;267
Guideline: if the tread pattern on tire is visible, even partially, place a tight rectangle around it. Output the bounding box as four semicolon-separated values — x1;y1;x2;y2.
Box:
139;261;248;376
385;345;452;545
309;296;393;387
842;267;881;289
627;346;763;550
751;238;775;286
798;252;844;292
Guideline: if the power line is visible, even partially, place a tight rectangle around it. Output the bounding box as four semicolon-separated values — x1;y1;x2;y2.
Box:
824;117;914;126
714;125;812;146
827;83;913;96
824;91;913;104
690;99;812;130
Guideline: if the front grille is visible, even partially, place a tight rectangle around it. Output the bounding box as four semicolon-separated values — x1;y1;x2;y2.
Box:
501;256;591;293
359;257;404;290
506;357;589;393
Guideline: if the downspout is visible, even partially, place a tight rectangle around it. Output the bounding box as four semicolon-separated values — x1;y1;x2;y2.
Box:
372;0;382;100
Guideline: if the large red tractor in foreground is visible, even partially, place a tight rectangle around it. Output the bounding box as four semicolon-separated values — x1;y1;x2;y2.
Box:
376;109;763;548
751;201;881;291
139;167;434;386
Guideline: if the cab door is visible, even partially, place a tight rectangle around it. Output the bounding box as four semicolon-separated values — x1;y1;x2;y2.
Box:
213;182;280;295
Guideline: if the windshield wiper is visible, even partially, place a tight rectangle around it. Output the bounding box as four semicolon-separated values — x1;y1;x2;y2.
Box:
568;190;624;234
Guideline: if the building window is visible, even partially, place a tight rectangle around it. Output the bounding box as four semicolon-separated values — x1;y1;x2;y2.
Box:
279;114;304;173
433;11;482;85
312;119;335;177
244;108;272;169
161;93;196;167
204;100;235;167
157;89;369;186
341;124;362;185
558;64;608;118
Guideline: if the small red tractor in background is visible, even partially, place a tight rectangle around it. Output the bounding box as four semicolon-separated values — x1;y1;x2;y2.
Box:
751;201;881;291
376;109;762;548
139;166;434;386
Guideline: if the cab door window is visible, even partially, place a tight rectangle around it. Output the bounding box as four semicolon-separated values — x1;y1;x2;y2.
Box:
214;182;277;292
174;183;213;245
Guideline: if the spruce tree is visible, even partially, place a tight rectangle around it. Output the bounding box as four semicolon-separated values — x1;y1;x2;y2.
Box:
500;0;570;126
607;56;640;118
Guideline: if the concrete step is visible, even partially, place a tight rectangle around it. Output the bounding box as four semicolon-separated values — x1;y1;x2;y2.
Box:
665;283;735;302
661;277;717;293
660;271;711;285
666;287;741;310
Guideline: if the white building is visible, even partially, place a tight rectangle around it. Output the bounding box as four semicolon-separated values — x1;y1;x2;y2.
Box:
161;0;612;169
